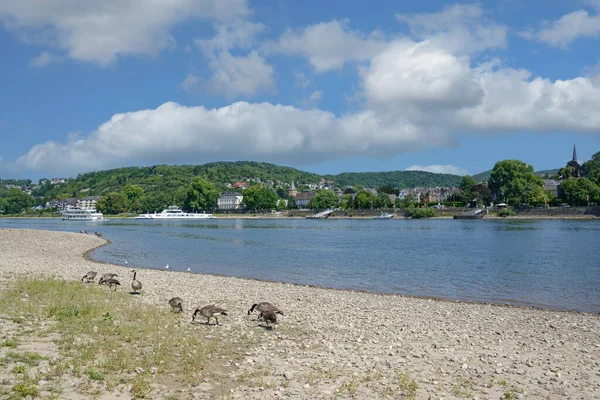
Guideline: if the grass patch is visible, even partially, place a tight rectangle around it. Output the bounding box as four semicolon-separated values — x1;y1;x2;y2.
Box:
0;278;247;398
398;373;418;399
10;380;39;399
1;338;20;348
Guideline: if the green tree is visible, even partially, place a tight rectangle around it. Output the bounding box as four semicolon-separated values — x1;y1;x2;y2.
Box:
121;184;144;212
276;199;287;211
488;160;543;205
355;191;376;209
374;192;393;208
308;190;338;209
471;183;492;205
97;192;128;215
582;151;600;185
183;178;219;211
0;197;6;213
340;194;354;210
242;184;278;211
139;192;170;212
2;189;34;214
560;178;600;205
378;185;399;196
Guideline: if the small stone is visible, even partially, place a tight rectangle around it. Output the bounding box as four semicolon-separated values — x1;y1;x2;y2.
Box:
135;367;145;374
303;384;310;389
284;371;295;380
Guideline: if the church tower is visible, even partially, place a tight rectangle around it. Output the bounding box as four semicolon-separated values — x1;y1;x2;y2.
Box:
288;181;297;198
572;143;578;164
566;143;582;178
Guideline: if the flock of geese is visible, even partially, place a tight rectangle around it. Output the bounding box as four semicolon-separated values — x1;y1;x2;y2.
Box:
81;269;284;328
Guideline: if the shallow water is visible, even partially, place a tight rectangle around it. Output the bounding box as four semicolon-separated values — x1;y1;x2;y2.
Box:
2;217;599;313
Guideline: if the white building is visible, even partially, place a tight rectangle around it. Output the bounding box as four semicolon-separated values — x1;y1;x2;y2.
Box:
78;196;101;210
218;192;244;210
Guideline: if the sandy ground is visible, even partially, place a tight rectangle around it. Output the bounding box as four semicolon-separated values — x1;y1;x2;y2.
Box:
1;228;599;399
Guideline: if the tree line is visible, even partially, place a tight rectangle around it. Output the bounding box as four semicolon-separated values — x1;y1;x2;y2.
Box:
1;153;599;215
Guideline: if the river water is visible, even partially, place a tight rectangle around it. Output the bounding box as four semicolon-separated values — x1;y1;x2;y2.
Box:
1;217;599;313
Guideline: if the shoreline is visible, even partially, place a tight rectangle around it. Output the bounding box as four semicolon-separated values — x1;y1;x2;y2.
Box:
83;244;598;317
1;228;600;399
2;213;600;220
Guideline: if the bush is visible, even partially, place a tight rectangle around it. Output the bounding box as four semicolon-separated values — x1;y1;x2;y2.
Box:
406;207;436;219
497;209;517;217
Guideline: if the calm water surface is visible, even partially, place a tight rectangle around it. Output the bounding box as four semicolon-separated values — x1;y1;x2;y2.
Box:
1;218;599;313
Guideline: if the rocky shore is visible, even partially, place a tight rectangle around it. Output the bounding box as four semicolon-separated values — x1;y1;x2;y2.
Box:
1;228;599;399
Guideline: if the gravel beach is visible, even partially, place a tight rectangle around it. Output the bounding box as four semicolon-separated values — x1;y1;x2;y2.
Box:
1;228;599;399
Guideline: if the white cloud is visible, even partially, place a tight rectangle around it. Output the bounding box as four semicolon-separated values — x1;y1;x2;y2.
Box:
28;51;62;68
0;0;249;65
310;90;323;101
521;10;600;47
191;19;274;98
360;40;483;109
454;65;600;132
15;102;452;175
205;51;275;98
405;164;469;176
179;73;201;93
265;19;387;72
396;4;507;54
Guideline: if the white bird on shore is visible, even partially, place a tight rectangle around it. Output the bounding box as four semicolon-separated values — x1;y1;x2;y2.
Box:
125;260;128;265
187;267;191;272
165;264;169;270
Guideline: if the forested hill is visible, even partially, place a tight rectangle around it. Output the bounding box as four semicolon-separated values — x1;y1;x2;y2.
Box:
32;162;321;198
326;171;463;188
30;161;466;198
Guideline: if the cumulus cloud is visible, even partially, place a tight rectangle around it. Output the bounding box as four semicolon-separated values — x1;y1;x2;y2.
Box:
0;0;249;65
521;10;600;47
190;19;275;98
360;40;483;109
396;4;507;54
204;51;275;98
404;165;469;176
16;102;451;175
265;19;387;72
28;51;62;68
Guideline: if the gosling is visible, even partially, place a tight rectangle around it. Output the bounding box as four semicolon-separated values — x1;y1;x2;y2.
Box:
259;309;278;329
98;273;118;285
105;277;120;291
81;271;97;283
248;302;284;320
168;297;184;313
131;270;142;294
192;305;228;325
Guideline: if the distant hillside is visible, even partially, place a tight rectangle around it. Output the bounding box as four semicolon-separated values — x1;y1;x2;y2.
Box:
28;162;467;199
32;162;322;198
326;171;463;188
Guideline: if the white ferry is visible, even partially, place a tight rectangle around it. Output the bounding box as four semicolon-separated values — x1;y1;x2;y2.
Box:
62;207;104;221
135;206;215;220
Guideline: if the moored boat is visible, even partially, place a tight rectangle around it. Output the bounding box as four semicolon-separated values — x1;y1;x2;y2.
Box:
135;206;214;220
373;212;394;219
62;207;104;221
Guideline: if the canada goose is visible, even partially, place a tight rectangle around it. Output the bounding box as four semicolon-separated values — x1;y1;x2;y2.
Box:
98;273;118;285
94;232;103;237
248;302;284;319
260;310;278;329
81;271;97;283
131;270;142;294
192;305;228;325
168;297;183;313
105;277;120;291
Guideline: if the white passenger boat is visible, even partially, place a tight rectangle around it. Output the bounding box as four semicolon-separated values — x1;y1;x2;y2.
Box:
62;207;104;221
135;206;214;220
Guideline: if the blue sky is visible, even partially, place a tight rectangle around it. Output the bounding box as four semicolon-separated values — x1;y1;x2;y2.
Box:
1;0;600;181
